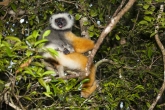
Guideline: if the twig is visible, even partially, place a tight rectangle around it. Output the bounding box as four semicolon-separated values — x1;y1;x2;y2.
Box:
128;10;140;38
159;103;165;107
80;17;90;39
148;4;165;110
112;0;126;17
149;82;165;110
149;56;161;69
4;91;21;110
86;0;136;76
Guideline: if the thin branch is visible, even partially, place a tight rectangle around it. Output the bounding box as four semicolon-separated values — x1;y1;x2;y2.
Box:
128;9;140;38
80;17;90;39
112;0;127;17
148;4;165;110
86;0;136;75
149;82;165;110
4;90;21;110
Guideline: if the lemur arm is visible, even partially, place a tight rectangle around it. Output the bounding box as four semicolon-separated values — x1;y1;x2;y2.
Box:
64;32;94;53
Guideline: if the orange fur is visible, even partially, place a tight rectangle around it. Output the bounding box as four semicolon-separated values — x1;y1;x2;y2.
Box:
45;31;96;98
43;13;96;98
64;32;94;53
63;32;96;98
81;80;97;98
51;52;97;98
81;65;97;98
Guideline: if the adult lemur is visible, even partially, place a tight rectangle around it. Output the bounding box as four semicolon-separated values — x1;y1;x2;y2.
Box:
40;12;97;98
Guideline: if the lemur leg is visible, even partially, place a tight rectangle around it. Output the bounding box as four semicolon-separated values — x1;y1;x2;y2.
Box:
57;52;97;98
64;32;94;53
56;65;65;77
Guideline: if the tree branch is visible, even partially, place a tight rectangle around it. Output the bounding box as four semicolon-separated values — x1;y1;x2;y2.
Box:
86;0;136;75
112;0;126;17
148;4;165;110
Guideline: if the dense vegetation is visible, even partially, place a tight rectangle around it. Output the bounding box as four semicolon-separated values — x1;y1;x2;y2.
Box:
0;0;165;109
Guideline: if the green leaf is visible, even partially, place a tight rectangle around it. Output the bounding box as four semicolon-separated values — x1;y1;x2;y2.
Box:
83;21;89;26
2;41;11;47
27;83;32;90
46;48;58;57
150;32;156;37
5;36;21;42
36;68;43;77
31;91;37;95
143;4;150;9
23;96;32;101
42;70;55;77
65;79;76;91
134;85;144;90
23;67;36;77
34;39;48;47
139;20;148;24
42;30;51;39
43;92;52;98
10;3;17;11
75;14;82;20
5;46;12;57
115;34;120;40
26;35;33;40
50;84;57;96
90;10;98;17
144;10;153;15
32;30;39;39
144;16;152;22
32;61;44;67
0;34;2;43
88;25;94;31
38;78;47;88
89;31;94;37
81;78;89;84
147;47;152;59
20;0;25;3
45;84;51;92
25;50;33;57
30;20;33;26
146;102;151;108
144;0;151;3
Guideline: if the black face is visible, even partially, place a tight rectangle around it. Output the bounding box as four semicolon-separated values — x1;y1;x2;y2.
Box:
63;48;70;54
55;18;67;28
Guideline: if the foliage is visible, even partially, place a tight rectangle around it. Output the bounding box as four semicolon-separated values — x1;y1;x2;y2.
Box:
0;0;165;109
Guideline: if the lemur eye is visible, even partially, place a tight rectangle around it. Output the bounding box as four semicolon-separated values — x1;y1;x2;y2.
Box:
55;19;58;22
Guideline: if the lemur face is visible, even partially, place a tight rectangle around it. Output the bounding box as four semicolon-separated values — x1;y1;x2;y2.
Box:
50;13;74;30
54;18;67;28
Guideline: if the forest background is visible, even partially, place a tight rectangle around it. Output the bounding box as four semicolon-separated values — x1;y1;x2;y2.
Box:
0;0;165;110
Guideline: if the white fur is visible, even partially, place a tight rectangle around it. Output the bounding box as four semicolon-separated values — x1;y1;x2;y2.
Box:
42;43;59;59
50;13;74;30
58;52;81;70
43;44;81;70
44;43;59;50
